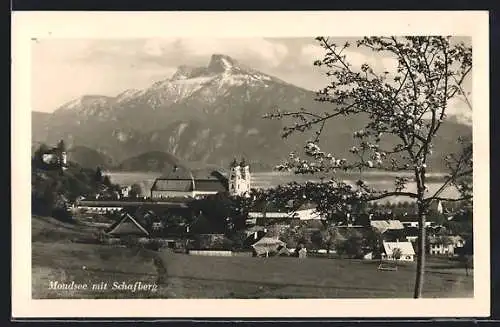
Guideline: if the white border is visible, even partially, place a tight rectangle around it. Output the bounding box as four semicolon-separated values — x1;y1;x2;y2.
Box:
11;11;490;318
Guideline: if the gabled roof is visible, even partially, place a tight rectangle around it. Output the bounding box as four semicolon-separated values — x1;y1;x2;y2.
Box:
404;226;419;237
193;180;227;192
370;220;404;233
152;179;194;192
252;237;285;247
382;241;415;256
151;167;228;193
106;213;150;236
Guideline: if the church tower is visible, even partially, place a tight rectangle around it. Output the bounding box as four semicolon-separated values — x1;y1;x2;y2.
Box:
229;158;251;196
239;158;251;195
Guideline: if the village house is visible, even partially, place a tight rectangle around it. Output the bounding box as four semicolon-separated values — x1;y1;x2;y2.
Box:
120;185;132;198
398;214;434;228
246;202;325;226
428;235;465;256
404;226;419;243
105;212;150;238
370;219;404;234
382;240;416;262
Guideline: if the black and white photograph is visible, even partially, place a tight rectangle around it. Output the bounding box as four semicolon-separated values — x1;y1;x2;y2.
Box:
12;11;489;318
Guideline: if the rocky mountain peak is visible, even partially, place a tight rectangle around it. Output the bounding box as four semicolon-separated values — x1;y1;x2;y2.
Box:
207;54;239;73
171;65;208;80
57;95;112;112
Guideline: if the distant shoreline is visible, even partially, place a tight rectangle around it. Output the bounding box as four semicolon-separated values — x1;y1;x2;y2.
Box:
104;170;448;182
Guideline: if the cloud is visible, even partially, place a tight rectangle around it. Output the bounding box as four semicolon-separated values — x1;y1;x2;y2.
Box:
31;38;291;112
299;44;325;66
299;44;398;74
139;38;289;68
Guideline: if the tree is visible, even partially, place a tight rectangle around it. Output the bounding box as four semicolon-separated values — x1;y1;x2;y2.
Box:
338;235;365;259
95;166;103;183
264;36;472;298
392;247;403;266
102;175;112;187
129;183;142;198
310;230;323;250
57;139;66;152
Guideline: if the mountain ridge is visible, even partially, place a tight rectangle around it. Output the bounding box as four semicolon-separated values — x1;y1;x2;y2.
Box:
31;53;472;172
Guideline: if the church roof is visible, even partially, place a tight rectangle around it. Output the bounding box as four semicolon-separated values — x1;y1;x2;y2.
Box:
151;167;228;192
162;166;194;180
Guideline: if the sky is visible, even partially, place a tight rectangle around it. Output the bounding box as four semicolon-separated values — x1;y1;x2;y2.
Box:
31;37;472;119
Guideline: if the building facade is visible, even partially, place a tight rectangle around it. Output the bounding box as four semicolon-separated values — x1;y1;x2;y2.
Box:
228;159;251;196
40;143;68;170
150;166;228;199
382;241;416;262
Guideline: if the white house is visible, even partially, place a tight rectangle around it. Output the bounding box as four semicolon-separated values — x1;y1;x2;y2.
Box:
121;185;132;198
428;235;465;256
247;207;326;227
248;208;324;221
382;241;415;262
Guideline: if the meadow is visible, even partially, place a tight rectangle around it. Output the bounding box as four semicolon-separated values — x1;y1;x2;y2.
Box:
31;215;472;299
156;251;472;299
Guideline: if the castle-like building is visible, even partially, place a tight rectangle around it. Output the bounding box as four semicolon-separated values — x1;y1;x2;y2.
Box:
228;158;251;197
40;140;68;171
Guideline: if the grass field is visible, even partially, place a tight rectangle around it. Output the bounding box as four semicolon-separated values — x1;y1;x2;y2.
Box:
32;215;161;299
158;251;473;299
32;215;472;299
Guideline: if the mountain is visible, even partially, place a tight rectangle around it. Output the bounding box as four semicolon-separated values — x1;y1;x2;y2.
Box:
66;146;114;170
115;151;183;173
31;54;472;172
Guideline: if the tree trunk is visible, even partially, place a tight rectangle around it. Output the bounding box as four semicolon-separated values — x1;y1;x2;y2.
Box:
413;210;427;298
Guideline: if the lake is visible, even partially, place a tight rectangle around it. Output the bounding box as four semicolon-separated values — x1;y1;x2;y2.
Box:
106;171;461;203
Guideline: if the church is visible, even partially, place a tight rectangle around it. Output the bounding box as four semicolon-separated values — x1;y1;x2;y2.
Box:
228;158;251;197
150;159;251;200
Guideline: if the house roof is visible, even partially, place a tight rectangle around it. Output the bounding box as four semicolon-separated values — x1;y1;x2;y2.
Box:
382;241;415;256
106;213;150;236
151;169;227;193
251;237;285;253
370;220;404;233
252;237;285;246
404;226;419;237
152;179;194;192
193;180;227;192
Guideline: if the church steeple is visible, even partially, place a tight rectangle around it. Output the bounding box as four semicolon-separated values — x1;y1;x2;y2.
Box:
228;157;251;197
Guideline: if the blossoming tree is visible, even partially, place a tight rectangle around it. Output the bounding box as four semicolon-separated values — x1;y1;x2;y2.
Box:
264;36;472;298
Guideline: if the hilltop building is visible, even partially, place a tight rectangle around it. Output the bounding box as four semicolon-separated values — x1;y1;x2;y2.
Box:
228;158;251;196
40;140;68;170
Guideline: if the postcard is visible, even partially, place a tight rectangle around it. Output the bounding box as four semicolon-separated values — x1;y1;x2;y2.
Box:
12;10;490;318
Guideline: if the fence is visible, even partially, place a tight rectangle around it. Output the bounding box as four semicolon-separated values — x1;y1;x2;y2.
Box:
188;250;253;257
